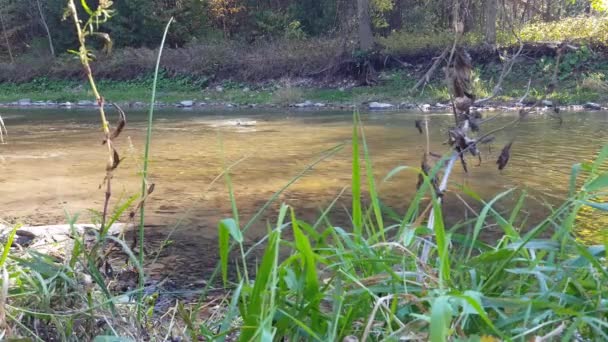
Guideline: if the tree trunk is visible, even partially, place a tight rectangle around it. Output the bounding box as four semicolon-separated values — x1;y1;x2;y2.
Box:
484;0;497;46
35;0;55;57
357;0;374;51
388;0;404;32
0;10;13;64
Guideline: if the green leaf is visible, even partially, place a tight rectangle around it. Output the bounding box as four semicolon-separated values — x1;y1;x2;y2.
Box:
0;224;20;268
219;218;243;243
467;189;514;260
383;165;409;182
569;163;582;196
352;111;362;238
80;0;94;15
506;239;559;250
468;249;512;265
592;145;608;173
581;201;608;211
431;194;450;285
239;230;280;342
430;296;453;342
359;115;384;240
291;208;320;299
585;172;608;192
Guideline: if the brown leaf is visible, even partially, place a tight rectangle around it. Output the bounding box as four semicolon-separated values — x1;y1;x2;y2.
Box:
108;148;121;171
459;152;469;173
416;153;438;192
414;119;423;134
497;141;514;170
103;103;127;145
147;183;155;195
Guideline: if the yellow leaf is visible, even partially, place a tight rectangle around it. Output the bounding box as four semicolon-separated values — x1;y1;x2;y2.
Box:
480;336;501;342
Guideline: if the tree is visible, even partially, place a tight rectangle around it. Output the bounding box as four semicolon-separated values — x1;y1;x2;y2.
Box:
484;0;497;46
0;9;14;63
34;0;55;57
209;0;244;38
357;0;374;51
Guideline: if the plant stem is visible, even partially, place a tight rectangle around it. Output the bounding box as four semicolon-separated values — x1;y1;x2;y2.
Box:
138;17;173;319
66;0;114;231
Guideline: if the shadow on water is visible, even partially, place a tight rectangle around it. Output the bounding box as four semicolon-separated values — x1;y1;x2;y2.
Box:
1;107;608;284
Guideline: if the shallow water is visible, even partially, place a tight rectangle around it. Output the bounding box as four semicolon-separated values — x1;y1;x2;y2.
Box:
1;108;607;280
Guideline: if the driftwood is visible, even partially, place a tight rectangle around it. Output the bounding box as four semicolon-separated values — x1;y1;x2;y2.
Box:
410;47;450;93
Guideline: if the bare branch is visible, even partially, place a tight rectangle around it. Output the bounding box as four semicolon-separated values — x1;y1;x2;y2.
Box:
517;78;532;104
410;47;450;94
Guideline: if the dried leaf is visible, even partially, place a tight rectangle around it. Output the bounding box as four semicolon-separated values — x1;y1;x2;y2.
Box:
416;153;438;192
147;183;155;195
414;119;423;134
497;141;514;170
108;148;121;171
103;104;127;144
459;152;469;173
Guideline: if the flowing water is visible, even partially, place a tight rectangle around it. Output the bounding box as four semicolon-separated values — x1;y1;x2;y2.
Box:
1;108;607;282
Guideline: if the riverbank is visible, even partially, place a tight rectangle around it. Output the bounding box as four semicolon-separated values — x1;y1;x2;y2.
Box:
1;70;608;112
3;47;608;112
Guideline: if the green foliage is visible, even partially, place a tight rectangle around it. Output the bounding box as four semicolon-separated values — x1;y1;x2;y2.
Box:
519;16;608;44
205;113;608;341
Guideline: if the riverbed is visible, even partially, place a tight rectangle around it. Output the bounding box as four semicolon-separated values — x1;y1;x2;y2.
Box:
1;108;607;282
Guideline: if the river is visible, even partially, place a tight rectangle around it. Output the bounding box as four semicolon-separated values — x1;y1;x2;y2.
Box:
1;108;607;282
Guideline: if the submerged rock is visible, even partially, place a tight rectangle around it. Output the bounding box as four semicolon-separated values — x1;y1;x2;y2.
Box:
368;102;394;110
541;100;553;107
584;102;601;110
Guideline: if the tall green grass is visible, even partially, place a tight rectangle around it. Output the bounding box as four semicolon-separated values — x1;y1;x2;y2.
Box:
207;114;608;341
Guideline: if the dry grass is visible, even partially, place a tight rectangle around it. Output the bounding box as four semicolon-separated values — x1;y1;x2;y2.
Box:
0;38;344;83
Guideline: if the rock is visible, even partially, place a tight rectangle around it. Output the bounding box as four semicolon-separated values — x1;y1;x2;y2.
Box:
198;102;207;106
338;87;345;92
400;102;415;109
226;103;234;108
435;102;448;108
313;102;326;107
33;101;46;106
242;87;250;92
294;100;313;108
584;102;601;110
77;100;95;106
60;102;73;107
178;100;194;107
215;86;224;92
45;101;57;106
368;102;394;110
541;100;553;107
421;104;431;111
18;99;31;106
